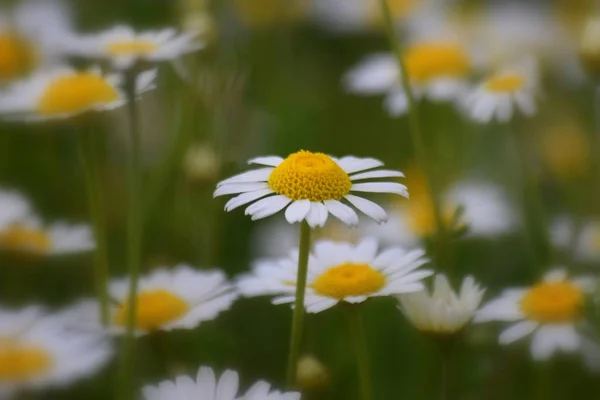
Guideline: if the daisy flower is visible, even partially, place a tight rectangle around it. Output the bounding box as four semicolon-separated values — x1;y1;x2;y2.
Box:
0;306;113;398
71;26;203;69
142;365;300;400
214;150;408;227
551;217;600;262
0;217;94;256
398;274;485;335
344;38;474;117
475;269;596;361
461;58;538;123
0;66;156;120
238;238;433;313
71;265;237;336
0;189;31;229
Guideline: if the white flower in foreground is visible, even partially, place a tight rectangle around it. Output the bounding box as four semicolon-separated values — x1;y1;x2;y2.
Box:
0;66;155;120
214;150;407;227
0;217;94;256
399;274;485;335
238;238;432;313
475;269;595;361
0;306;112;397
462;58;538;123
73;265;237;336
72;26;203;69
551;217;600;262
143;366;300;400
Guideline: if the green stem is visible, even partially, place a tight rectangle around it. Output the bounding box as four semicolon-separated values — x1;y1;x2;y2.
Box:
286;221;311;389
347;305;372;400
77;125;109;325
378;0;448;267
117;69;143;400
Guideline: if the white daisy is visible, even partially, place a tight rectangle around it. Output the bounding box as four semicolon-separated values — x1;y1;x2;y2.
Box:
398;274;485;335
0;216;94;256
238;238;433;313
70;265;238;336
71;25;203;69
142;365;300;400
0;306;113;397
0;189;31;229
461;58;539;124
475;269;596;361
214;150;408;228
344;38;474;117
550;217;600;262
0;66;156;120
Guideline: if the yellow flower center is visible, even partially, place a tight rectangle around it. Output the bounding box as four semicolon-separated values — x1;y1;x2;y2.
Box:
0;343;52;382
520;281;584;323
114;289;189;331
405;201;456;237
484;74;525;93
37;73;120;116
0;33;37;82
0;225;52;254
312;263;386;299
267;151;352;201
403;42;471;84
106;40;159;56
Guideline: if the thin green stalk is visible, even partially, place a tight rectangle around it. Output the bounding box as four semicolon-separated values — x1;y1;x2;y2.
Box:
378;0;448;267
346;305;372;400
286;221;311;389
117;69;143;400
77;125;109;325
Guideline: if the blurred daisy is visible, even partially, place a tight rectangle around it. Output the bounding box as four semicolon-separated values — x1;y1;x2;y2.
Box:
462;58;538;123
0;217;94;256
143;365;300;400
0;66;155;120
551;217;600;262
73;26;203;69
238;238;432;313
214;150;407;227
0;306;112;398
0;189;31;229
398;274;485;335
73;265;237;336
475;269;595;361
345;38;473;116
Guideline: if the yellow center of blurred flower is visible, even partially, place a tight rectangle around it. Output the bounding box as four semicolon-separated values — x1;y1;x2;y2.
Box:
106;40;159;56
539;122;590;179
114;289;189;331
0;225;51;254
406;201;456;237
520;281;584;323
37;73;120;116
0;33;36;82
0;344;52;382
404;42;471;84
312;263;385;299
484;74;525;93
268;151;352;201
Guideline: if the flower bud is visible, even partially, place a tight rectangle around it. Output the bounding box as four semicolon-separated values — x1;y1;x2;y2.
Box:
580;15;600;78
296;355;329;390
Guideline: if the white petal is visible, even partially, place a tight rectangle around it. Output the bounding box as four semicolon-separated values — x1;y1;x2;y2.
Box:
323;200;359;226
248;156;284;167
499;321;538;344
344;194;387;223
217;168;273;186
351;182;408;197
531;327;559;361
246;195;292;219
224;189;274;211
284;200;311;224
214;182;269;197
305;202;328;228
337;157;384;174
350;169;405;180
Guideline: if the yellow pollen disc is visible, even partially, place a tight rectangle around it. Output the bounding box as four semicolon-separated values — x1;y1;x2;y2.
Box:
0;225;52;254
520;281;584;323
0;33;37;81
114;289;189;331
37;73;120;116
268;150;352;201
0;344;52;382
484;74;525;93
311;263;386;299
106;40;159;56
403;42;471;84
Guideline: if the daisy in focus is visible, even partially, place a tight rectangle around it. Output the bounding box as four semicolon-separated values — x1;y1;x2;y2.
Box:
551;217;600;262
72;265;237;336
462;58;539;123
142;365;300;400
0;66;155;120
0;306;112;398
398;274;485;335
475;269;595;361
72;26;204;69
238;238;433;313
214;150;408;227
